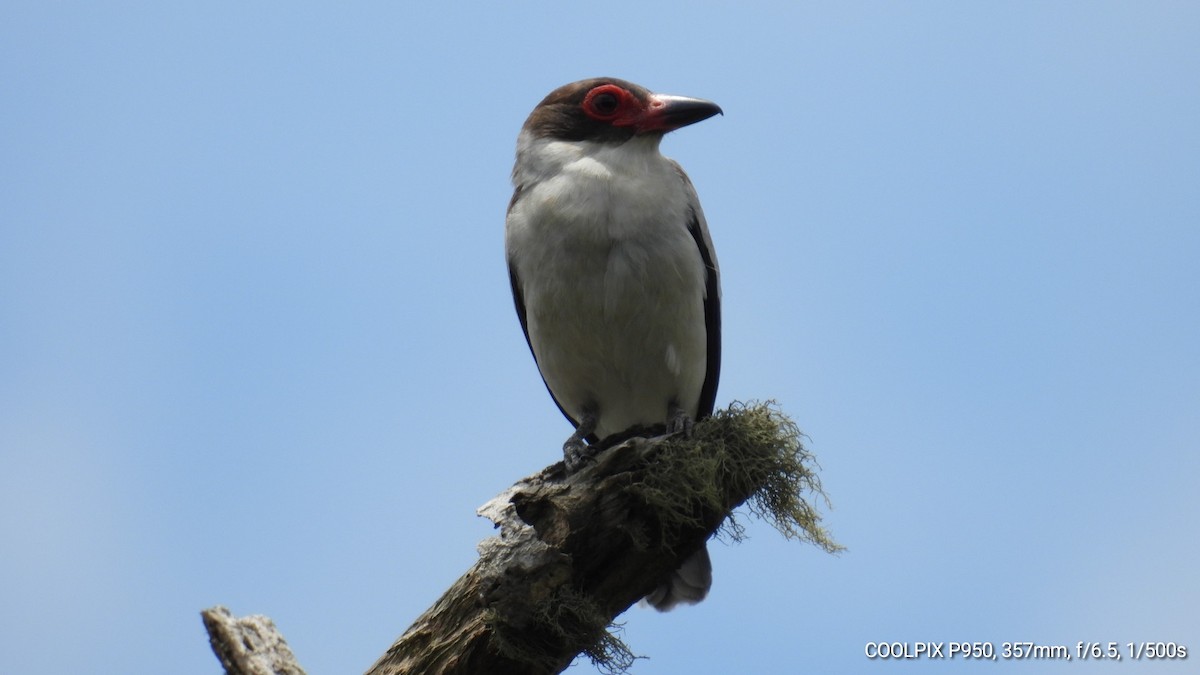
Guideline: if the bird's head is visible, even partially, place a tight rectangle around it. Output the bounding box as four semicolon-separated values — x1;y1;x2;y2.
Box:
521;78;722;144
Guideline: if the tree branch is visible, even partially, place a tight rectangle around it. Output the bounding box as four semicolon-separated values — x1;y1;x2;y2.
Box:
203;401;839;675
202;606;307;675
367;401;839;675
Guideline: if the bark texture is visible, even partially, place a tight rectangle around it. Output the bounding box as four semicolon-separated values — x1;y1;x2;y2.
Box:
202;606;307;675
203;403;839;675
366;403;839;675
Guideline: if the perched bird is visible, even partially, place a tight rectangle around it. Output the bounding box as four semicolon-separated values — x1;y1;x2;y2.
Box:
505;78;723;610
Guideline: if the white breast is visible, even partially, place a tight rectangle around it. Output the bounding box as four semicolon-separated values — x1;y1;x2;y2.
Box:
507;133;710;439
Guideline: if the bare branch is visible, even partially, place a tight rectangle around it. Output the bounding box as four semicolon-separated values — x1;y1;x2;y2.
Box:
202;402;839;675
366;401;839;675
202;606;307;675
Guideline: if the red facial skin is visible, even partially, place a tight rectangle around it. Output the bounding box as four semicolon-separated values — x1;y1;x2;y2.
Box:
581;84;701;134
581;84;645;127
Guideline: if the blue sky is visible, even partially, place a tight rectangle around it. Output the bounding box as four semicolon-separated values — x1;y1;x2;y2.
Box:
2;2;1197;673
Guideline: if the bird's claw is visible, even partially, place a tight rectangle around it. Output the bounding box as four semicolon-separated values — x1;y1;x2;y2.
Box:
562;410;599;472
667;405;695;438
563;438;595;471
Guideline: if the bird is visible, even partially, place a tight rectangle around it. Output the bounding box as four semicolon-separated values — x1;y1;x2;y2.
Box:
505;78;722;611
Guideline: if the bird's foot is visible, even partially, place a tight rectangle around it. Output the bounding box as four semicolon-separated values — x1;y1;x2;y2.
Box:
562;410;598;472
563;437;593;470
667;403;695;438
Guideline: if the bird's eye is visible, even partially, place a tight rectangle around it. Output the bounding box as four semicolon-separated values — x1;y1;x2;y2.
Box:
583;85;627;120
591;92;619;115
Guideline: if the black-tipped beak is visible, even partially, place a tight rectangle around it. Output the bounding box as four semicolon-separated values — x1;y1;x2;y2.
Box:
636;94;723;133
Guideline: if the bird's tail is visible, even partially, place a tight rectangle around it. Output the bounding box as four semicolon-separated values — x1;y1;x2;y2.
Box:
641;545;712;611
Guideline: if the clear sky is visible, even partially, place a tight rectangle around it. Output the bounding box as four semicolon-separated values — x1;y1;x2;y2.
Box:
2;2;1197;673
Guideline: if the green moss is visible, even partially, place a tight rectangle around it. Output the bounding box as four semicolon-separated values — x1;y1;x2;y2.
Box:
488;401;839;674
488;586;637;674
638;401;843;554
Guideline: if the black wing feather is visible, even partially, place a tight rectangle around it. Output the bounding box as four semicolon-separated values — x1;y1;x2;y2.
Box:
686;209;722;419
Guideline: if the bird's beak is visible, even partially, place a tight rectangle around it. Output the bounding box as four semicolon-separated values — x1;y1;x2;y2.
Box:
634;94;723;134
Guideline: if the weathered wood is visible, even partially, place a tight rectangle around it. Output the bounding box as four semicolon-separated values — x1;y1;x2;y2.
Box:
367;437;668;675
202;605;307;675
203;403;839;675
366;403;839;675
